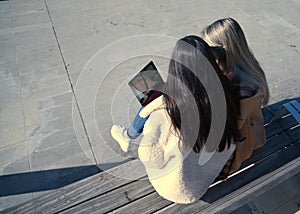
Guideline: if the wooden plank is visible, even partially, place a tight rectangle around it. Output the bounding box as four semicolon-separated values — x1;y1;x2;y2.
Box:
266;97;300;115
110;191;173;214
277;114;300;129
4;159;146;214
264;114;298;139
61;179;154;213
201;142;300;203
288;126;300;142
199;156;300;214
241;115;298;169
265;122;284;139
241;132;291;168
155;141;300;214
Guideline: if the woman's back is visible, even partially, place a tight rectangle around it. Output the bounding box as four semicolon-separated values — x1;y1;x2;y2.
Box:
138;96;235;204
137;36;240;203
202;18;270;175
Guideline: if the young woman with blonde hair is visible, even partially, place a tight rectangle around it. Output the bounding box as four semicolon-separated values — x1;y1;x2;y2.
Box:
202;17;270;178
202;17;269;103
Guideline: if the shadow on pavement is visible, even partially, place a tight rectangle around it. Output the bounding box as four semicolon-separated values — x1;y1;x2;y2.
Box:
0;165;101;197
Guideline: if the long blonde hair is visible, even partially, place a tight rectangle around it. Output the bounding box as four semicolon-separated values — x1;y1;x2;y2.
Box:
202;17;269;105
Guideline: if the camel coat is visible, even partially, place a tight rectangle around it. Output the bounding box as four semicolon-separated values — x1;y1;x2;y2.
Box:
229;93;266;172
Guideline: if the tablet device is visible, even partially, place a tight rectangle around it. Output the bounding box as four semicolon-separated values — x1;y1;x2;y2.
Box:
128;61;164;106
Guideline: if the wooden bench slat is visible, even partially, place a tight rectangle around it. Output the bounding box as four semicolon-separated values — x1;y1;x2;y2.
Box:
237;112;299;168
196;156;300;214
155;141;300;213
110;191;173;214
240;114;299;167
288;125;300;142
266;97;300;115
241;132;291;168
4;160;147;214
61;179;154;214
265;121;284;138
264;114;298;139
277;115;300;130
261;98;300;124
200;142;300;203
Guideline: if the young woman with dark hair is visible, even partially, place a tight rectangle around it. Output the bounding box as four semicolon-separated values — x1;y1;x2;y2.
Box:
117;36;240;203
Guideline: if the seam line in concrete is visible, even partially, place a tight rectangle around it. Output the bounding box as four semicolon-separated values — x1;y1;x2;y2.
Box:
44;0;98;165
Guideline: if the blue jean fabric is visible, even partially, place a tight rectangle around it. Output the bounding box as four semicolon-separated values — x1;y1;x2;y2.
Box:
127;107;150;139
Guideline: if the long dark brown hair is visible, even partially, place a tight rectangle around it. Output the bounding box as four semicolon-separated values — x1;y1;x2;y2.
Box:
163;35;240;153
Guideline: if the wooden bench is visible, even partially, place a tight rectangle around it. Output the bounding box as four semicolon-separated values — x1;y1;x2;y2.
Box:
4;98;300;214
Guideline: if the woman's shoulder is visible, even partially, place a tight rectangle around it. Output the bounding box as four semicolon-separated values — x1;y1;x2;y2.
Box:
239;92;264;120
240;92;264;104
139;95;166;118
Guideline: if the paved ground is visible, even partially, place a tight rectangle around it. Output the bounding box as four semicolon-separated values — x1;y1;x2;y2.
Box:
0;0;300;212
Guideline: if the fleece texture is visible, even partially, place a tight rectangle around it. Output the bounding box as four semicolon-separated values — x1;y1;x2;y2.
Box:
138;96;235;204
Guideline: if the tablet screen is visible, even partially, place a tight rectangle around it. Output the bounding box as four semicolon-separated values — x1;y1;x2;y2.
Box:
128;61;164;106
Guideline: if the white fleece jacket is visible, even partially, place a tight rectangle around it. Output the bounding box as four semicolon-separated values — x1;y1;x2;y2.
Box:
138;96;235;204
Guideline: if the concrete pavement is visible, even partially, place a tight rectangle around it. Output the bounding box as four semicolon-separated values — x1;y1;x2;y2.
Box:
0;0;300;212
